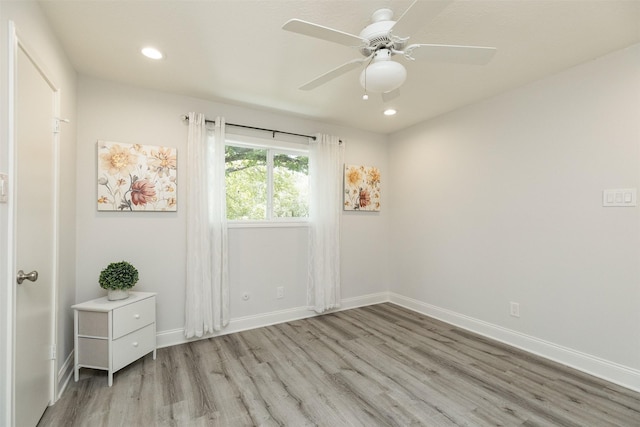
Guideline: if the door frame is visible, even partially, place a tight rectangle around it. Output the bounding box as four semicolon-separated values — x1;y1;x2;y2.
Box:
0;20;18;427
5;20;61;425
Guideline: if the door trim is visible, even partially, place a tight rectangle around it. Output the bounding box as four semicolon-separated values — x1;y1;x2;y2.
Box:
2;19;18;427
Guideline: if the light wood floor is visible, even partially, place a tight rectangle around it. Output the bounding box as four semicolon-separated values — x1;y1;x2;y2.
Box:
39;303;640;426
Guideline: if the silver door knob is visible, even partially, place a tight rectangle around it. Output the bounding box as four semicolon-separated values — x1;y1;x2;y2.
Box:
16;270;38;284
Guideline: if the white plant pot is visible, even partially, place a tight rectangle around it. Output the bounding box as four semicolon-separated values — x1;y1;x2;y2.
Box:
107;289;130;301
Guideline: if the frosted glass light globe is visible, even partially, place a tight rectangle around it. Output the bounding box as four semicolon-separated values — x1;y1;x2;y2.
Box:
359;50;406;93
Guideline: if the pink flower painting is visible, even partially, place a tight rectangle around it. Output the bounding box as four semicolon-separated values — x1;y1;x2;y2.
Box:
344;164;381;211
97;141;177;211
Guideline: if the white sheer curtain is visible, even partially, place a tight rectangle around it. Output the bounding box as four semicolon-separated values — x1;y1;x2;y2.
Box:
185;113;229;338
307;134;344;313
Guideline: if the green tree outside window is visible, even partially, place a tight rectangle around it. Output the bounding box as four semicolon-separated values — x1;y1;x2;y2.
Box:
225;144;309;220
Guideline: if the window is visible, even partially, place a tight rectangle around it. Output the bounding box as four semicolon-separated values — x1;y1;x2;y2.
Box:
225;136;309;222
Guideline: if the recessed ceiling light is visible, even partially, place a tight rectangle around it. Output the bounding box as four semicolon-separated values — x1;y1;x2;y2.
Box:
141;47;163;60
383;108;397;116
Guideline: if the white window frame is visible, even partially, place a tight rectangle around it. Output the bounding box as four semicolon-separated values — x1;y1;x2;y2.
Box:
225;133;309;228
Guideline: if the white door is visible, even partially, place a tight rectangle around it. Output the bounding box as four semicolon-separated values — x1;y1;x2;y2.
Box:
14;42;57;427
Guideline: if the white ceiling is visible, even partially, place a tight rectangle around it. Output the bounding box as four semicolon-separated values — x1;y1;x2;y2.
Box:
39;0;640;134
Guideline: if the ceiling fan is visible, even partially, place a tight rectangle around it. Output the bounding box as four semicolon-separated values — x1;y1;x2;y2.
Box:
282;0;497;101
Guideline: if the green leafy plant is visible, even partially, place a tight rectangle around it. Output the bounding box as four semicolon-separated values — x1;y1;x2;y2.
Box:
99;261;139;290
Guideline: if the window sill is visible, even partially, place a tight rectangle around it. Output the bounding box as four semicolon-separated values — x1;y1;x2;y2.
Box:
227;220;309;229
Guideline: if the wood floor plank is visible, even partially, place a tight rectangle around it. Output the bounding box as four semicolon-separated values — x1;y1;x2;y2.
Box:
39;303;640;427
267;327;385;426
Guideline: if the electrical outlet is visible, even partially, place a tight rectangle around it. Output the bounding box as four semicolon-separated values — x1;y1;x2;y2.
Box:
276;286;284;299
510;302;520;318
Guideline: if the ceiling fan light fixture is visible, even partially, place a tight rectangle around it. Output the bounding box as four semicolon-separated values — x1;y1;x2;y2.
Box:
359;50;406;93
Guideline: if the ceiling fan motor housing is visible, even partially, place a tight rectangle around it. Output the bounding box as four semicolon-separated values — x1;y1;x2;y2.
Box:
358;8;406;55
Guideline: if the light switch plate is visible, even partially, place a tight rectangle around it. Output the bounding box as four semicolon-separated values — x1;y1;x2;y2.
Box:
603;188;636;207
0;173;8;203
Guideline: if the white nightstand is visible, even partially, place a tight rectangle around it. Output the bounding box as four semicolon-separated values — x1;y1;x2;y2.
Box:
72;291;156;386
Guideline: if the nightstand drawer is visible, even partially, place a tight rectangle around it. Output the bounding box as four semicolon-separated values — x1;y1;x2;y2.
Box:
112;323;155;371
77;337;108;368
78;311;108;337
112;297;155;339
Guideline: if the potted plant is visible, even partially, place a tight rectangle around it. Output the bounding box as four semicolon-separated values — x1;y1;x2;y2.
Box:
99;261;139;301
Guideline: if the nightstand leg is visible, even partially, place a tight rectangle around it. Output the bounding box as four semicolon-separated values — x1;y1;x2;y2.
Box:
153;348;156;360
74;309;79;382
108;371;113;387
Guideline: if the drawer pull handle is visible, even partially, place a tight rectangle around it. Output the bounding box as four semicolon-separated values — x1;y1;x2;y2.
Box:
134;314;140;319
133;342;139;347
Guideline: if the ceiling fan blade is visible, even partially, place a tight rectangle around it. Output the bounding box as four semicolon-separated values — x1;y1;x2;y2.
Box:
390;0;453;40
299;58;367;90
406;44;497;65
283;19;369;48
382;89;400;103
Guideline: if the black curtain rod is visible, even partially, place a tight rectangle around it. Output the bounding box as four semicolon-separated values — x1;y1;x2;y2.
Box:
182;115;316;141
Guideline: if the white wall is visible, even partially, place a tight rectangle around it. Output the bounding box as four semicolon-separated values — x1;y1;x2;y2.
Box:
76;76;390;343
389;44;640;388
0;1;77;423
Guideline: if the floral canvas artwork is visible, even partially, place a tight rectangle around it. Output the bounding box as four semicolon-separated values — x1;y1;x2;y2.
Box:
344;164;381;211
97;141;177;211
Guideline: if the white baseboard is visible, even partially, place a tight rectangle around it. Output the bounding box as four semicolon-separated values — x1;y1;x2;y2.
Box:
389;293;640;393
156;291;390;349
55;351;74;402
340;291;389;310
